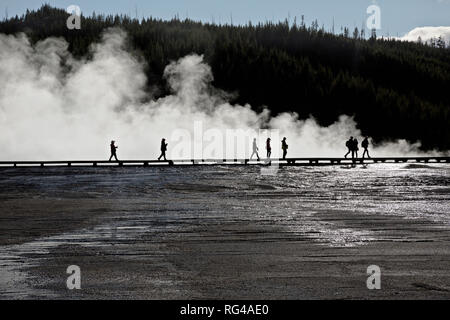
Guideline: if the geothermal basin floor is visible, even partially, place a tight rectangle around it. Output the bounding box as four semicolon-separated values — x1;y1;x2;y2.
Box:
0;164;449;299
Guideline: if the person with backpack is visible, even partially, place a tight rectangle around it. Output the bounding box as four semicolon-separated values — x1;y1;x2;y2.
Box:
362;136;371;159
344;137;353;158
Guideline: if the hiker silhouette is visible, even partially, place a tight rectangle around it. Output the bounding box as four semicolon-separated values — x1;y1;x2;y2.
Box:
281;137;288;159
158;138;168;161
352;138;359;159
344;137;353;159
266;138;272;158
109;140;118;161
250;138;260;161
362;137;371;159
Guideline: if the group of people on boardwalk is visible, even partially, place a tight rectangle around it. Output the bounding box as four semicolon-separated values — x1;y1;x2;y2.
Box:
249;137;288;161
109;139;168;162
344;136;370;159
109;136;370;161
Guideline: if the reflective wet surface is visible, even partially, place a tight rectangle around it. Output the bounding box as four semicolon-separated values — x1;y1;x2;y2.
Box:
0;163;449;299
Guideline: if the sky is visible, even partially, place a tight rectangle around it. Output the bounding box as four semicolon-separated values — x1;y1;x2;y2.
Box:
1;0;449;38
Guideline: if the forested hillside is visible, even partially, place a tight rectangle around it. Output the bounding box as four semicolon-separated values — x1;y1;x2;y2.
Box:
1;5;449;150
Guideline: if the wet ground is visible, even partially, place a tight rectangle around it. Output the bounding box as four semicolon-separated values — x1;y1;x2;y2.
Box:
0;163;449;299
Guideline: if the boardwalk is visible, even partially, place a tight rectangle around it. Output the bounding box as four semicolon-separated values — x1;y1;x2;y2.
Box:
0;157;449;167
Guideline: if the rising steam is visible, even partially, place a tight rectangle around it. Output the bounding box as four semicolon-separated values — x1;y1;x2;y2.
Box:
0;28;439;160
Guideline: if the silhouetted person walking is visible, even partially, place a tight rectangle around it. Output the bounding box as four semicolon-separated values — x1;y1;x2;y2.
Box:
352;138;359;159
266;138;272;158
344;137;353;158
250;138;260;161
281;137;288;160
362;137;371;159
158;138;168;161
109;140;118;161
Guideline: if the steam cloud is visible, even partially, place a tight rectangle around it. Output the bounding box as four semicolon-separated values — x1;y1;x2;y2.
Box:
0;28;440;161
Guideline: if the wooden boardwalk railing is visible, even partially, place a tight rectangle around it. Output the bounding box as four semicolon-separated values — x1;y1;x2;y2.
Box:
0;157;449;167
